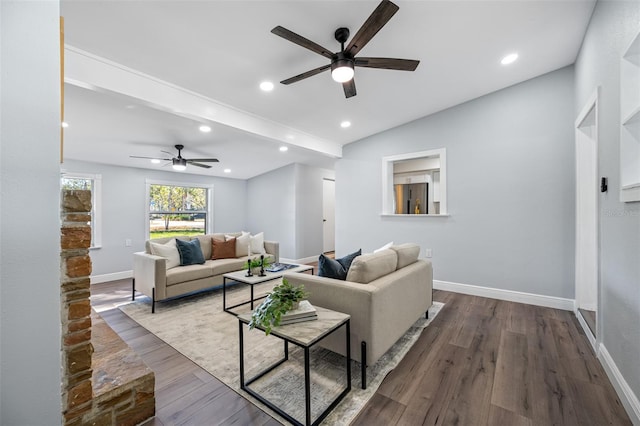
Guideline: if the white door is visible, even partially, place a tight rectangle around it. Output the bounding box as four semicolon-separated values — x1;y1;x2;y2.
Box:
323;179;335;253
575;90;599;339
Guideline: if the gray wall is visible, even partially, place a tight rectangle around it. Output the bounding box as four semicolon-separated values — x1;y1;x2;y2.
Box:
62;160;247;276
336;66;576;298
1;1;63;423
247;163;334;260
247;164;297;258
574;0;640;409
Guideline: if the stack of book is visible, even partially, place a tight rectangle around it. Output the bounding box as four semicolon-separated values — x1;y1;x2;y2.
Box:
279;300;317;325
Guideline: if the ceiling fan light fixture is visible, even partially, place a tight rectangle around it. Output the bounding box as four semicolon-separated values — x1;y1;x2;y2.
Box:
172;158;187;171
331;60;354;83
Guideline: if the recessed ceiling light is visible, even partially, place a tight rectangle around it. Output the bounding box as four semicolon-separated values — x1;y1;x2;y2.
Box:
260;81;274;92
223;168;231;173
340;121;351;128
279;146;289;152
199;125;212;133
501;53;519;65
151;159;161;164
61;122;69;128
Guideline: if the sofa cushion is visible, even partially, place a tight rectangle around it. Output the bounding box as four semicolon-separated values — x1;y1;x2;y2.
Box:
318;249;362;280
346;249;398;284
175;238;206;266
228;232;249;257
165;263;211;286
249;232;266;254
149;239;180;269
212;237;236;259
209;258;249;276
390;243;420;269
194;235;213;260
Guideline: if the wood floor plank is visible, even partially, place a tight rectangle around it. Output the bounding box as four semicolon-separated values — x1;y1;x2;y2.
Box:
351;393;406;425
397;344;468;425
442;313;502;426
491;330;533;419
487;403;533;426
565;377;633;426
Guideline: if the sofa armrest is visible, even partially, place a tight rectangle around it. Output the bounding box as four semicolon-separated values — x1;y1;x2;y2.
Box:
264;240;279;263
283;272;375;360
133;252;167;301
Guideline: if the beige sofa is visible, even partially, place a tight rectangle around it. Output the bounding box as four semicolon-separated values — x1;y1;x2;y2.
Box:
283;243;432;388
133;232;279;312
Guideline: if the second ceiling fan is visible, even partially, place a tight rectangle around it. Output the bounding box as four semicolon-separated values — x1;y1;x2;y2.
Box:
272;0;420;98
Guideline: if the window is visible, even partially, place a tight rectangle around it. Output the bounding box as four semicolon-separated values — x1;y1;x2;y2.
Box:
381;148;448;216
61;172;103;248
146;181;213;240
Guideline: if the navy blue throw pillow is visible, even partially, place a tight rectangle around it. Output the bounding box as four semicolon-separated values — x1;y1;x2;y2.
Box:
175;238;206;266
318;249;361;280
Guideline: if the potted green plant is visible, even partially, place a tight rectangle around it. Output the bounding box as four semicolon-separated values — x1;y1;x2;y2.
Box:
243;255;273;276
249;278;309;335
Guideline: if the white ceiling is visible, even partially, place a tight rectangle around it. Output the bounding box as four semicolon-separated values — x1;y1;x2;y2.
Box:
60;0;595;179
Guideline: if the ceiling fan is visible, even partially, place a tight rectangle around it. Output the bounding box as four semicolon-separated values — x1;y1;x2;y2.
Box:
271;0;420;98
130;144;219;171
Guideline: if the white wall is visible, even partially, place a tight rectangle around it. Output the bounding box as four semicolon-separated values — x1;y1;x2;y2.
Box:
336;66;575;298
0;1;63;424
574;0;640;419
62;160;247;276
247;163;334;260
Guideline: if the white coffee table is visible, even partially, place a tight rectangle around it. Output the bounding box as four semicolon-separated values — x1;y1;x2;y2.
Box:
223;264;314;315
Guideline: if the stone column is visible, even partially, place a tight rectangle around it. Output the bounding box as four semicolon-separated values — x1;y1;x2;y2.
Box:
60;189;93;425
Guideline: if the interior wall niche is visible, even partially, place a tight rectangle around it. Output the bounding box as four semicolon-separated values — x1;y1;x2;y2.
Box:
381;148;447;216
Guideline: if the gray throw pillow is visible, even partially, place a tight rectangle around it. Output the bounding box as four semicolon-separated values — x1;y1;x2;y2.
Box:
318;249;361;280
175;238;206;266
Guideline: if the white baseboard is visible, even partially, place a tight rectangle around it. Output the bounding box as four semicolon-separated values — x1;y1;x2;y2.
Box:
599;343;640;425
433;279;574;311
575;308;596;351
91;270;133;284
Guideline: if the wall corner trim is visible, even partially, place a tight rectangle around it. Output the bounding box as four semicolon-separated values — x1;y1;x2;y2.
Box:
433;280;574;310
599;343;640;425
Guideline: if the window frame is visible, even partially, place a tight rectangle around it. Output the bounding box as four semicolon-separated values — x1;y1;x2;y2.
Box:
60;171;103;248
381;148;448;216
145;179;214;240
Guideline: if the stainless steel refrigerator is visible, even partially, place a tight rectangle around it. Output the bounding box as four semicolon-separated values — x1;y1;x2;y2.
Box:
394;183;428;214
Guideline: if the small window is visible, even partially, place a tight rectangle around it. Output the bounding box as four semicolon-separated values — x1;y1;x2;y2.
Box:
147;181;213;240
382;148;448;216
61;172;102;248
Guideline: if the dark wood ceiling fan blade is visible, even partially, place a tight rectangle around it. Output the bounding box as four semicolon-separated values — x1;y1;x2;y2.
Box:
187;162;212;169
355;57;419;71
281;64;331;85
343;79;357;98
345;0;399;56
130;155;171;160
187;158;219;163
271;26;334;60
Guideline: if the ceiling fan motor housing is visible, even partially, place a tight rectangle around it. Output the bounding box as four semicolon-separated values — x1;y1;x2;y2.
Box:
332;51;354;72
173;157;187;167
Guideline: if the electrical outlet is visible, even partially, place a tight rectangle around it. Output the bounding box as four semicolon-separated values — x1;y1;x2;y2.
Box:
424;249;432;258
125;239;132;247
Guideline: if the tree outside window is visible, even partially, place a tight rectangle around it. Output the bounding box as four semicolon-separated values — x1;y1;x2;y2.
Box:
149;184;208;239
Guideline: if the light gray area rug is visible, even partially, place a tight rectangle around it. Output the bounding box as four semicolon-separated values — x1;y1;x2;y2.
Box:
119;283;443;425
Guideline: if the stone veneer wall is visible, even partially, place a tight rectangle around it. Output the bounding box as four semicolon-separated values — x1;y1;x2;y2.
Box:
61;189;155;425
61;190;94;424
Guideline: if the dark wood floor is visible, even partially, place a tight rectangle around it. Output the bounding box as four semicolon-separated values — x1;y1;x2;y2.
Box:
91;281;631;425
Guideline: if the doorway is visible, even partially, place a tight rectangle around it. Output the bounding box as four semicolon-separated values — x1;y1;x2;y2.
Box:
322;179;335;254
574;89;599;347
